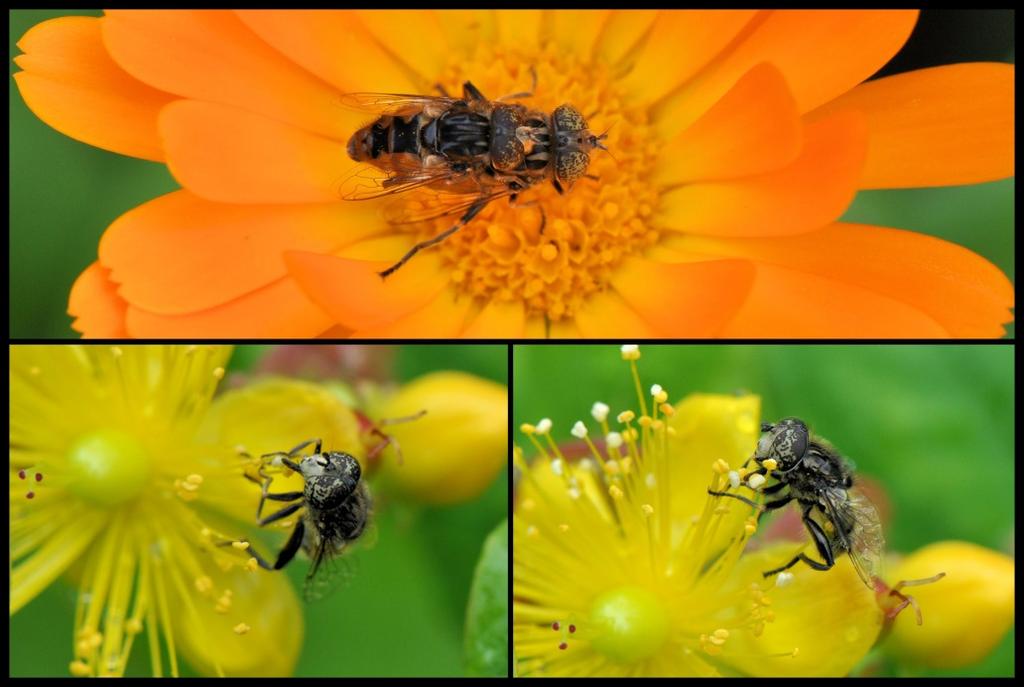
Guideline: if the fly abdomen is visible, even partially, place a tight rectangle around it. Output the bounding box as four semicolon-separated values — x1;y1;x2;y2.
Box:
388;115;421;156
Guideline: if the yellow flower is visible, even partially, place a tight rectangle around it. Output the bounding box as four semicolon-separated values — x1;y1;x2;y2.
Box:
513;345;882;676
370;371;508;505
10;345;309;676
884;541;1014;669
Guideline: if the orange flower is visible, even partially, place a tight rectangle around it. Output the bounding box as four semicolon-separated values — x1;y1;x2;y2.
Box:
13;10;1014;337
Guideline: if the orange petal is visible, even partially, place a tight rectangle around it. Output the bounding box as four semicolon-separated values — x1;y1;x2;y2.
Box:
13;16;172;161
653;10;918;139
618;10;758;106
549;10;610;61
592;10;658;65
159;100;348;203
284;238;450;331
611;256;754;337
102;10;349;140
125;276;333;338
495;10;542;50
669;223;1014;337
657;111;866;236
98;190;386;314
652;62;801;186
235;10;421;95
461;298;526;338
573;289;657;337
810;62;1015;189
352;11;449;86
720;263;949;337
350;287;474;338
68;262;129;338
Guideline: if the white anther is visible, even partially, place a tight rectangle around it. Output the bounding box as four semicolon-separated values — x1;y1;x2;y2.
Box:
621;344;639;355
605;432;624;449
645;473;657;489
747;473;766;490
775;572;795;588
650;384;663;397
728;471;741;489
550;459;564;477
591;402;610;423
536;418;553;435
571;421;588;438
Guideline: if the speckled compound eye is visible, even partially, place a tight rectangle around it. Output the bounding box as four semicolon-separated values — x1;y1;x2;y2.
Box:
553;104;587;133
556;150;590;183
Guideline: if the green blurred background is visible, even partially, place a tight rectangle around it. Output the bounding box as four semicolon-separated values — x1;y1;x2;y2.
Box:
9;344;509;677
8;10;1015;338
513;344;1014;676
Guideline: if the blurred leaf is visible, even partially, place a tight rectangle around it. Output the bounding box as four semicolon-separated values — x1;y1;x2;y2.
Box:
463;519;509;677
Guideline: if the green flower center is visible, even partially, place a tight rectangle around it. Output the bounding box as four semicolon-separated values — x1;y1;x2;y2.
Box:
589;585;670;663
67;429;151;506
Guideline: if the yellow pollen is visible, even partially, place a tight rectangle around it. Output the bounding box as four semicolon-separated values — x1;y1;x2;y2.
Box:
617;410;636;423
232;541;250;550
194;575;213;593
763;458;778;471
69;661;92;677
608;485;623;500
213;367;225;380
713;459;731;474
659;403;674;415
415;48;661;323
246;557;259;572
233;623;251;635
520;423;536;435
558;523;570;533
125;618;143;635
186;473;204;485
641;504;654;517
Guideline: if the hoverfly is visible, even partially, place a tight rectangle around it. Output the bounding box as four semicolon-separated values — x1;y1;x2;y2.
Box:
339;73;608;278
227;438;371;601
709;418;885;589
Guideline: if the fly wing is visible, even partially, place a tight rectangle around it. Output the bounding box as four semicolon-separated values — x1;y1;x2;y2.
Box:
339;92;459;117
820;486;884;588
381;185;517;225
302;537;358;603
335;156;471;201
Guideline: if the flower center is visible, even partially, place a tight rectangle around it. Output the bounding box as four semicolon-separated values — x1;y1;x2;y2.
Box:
589;585;670;663
406;45;660;322
67;429;151;506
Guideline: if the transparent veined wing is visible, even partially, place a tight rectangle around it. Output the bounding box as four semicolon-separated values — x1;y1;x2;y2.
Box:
338;92;459;117
335;155;471;201
303;538;359;602
821;486;884;588
381;185;517;225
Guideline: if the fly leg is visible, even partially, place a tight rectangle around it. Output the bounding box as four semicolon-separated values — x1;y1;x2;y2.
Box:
497;65;538;101
222;519;306;571
379;197;491;278
463;81;487;102
707;489;762;510
763;506;835;578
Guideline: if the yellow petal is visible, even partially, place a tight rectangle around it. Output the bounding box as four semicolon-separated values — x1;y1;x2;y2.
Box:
372;372;507;505
173;554;303;676
884;541;1014;669
721;544;881;676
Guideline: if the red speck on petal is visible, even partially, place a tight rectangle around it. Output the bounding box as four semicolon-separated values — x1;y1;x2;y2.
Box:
26;491;35;499
558;642;568;650
18;470;26;480
551;622;559;631
35;473;43;482
569;624;576;633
